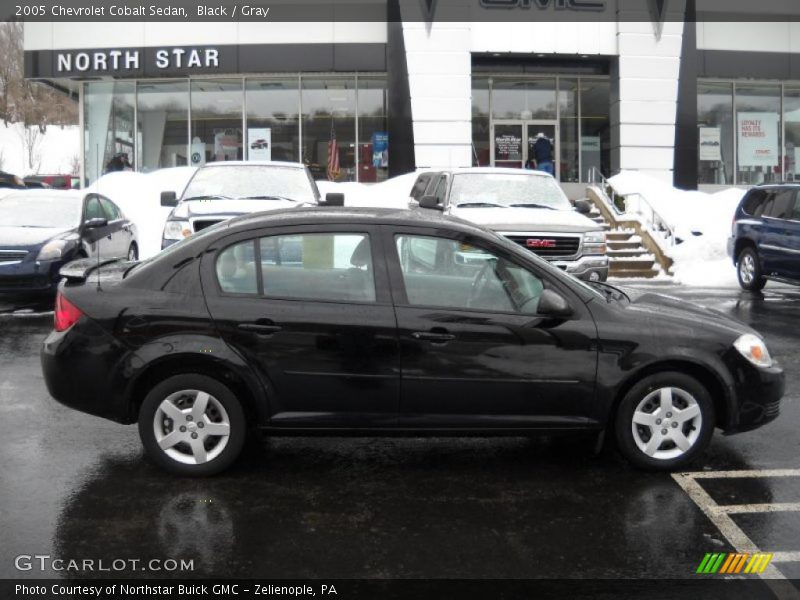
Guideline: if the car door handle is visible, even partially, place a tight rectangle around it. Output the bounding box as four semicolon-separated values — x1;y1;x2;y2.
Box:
238;322;282;335
412;330;455;343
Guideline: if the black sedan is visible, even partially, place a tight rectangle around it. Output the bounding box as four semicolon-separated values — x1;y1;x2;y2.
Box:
41;208;784;476
0;190;138;295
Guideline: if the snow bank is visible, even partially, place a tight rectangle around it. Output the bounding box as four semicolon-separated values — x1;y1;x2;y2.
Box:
0;123;80;176
85;167;196;259
608;171;746;287
319;171;419;209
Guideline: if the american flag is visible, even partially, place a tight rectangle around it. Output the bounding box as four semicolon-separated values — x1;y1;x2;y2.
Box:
326;121;340;182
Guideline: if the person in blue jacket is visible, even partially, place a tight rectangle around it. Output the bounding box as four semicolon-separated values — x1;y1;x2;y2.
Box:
531;133;554;176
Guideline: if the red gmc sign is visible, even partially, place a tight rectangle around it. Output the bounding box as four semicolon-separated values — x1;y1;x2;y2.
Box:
526;239;557;249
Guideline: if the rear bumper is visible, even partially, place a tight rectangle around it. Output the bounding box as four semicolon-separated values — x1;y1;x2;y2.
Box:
726;237;736;262
41;318;135;424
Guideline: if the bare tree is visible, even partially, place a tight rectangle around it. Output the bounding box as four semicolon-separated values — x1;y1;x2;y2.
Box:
0;22;77;130
69;153;80;176
17;123;43;173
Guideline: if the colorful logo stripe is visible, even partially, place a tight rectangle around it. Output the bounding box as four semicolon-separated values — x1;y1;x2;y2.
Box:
696;553;773;574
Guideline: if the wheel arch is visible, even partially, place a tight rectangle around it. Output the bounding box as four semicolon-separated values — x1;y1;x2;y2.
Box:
733;237;757;265
126;354;267;426
607;359;734;433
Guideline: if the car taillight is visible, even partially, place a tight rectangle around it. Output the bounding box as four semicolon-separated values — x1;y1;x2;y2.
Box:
54;292;84;332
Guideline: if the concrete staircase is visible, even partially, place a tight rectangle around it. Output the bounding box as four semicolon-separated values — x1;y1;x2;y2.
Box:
588;206;661;279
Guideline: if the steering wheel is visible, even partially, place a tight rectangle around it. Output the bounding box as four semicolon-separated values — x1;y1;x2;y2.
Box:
467;260;495;308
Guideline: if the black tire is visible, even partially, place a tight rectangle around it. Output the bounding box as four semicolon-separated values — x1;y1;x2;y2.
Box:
614;372;715;471
127;242;139;262
737;246;766;292
138;374;246;476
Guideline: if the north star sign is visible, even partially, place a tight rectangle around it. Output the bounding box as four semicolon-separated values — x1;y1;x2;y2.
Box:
479;0;606;10
55;47;221;74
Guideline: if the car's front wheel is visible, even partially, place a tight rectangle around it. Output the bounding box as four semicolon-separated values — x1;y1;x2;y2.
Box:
737;247;766;291
138;374;246;476
614;372;714;470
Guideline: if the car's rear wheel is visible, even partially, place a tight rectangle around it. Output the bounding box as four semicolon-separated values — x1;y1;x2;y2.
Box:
127;242;138;262
614;372;714;470
737;247;766;291
138;374;246;476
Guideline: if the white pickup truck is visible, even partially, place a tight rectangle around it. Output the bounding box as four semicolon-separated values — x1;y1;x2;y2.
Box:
412;167;608;282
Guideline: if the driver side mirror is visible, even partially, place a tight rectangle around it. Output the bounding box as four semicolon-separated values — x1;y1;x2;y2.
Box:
319;192;345;207
160;191;178;207
419;195;443;211
537;289;572;317
574;199;592;215
83;217;108;230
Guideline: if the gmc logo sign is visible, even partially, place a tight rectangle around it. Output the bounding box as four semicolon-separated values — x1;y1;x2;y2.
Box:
480;0;606;10
527;239;557;249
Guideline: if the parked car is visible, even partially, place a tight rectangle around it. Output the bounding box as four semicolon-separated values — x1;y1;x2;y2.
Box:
160;161;343;249
0;190;138;294
41;207;783;475
24;174;75;190
728;183;800;291
0;171;26;189
412;168;609;282
250;139;269;150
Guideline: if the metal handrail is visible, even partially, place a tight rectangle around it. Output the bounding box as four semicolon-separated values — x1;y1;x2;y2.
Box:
586;166;677;247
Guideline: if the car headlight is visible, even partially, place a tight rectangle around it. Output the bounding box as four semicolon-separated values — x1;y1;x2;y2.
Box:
733;333;773;368
163;220;192;241
584;231;606;245
37;239;69;261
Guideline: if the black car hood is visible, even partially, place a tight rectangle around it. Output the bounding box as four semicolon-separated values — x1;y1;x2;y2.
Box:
0;226;72;249
619;287;756;340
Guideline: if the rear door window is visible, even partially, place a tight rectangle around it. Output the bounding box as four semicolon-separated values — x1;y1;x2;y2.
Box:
765;190;797;220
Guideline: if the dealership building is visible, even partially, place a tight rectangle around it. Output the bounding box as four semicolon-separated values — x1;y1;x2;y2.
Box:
22;0;800;193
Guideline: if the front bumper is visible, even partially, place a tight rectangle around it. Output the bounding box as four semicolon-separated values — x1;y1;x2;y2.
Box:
0;258;64;294
723;351;784;434
552;255;609;282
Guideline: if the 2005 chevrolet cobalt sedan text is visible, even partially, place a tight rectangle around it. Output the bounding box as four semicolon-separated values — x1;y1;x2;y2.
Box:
41;208;784;475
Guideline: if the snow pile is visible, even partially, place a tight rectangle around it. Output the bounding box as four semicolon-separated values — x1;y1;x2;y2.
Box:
85;167;196;259
0;123;80;176
608;171;746;287
318;171;419;209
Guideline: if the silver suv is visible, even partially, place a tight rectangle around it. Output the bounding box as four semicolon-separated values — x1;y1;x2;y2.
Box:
412;168;608;282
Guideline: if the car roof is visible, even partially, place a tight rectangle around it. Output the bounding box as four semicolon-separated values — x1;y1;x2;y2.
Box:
197;161;306;169
219;206;489;236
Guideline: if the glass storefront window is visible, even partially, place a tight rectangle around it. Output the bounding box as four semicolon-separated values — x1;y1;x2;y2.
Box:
137;80;189;173
785;87;800;182
491;78;557;121
697;82;734;185
559;78;578;183
190;79;243;166
735;85;781;185
580;79;610;181
357;76;389;183
84;81;134;184
472;77;490;166
245;77;300;163
302;77;356;182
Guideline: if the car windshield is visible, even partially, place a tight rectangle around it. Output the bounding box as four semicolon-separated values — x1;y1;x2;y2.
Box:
0;194;81;228
182;165;318;204
450;173;573;210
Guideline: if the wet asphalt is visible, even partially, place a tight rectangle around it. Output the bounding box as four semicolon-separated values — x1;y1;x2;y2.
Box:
0;283;799;586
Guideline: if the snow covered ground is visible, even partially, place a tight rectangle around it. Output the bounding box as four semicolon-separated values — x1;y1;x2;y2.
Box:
608;172;745;287
0;123;80;176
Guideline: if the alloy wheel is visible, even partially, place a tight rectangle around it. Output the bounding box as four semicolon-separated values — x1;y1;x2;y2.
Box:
630;387;702;461
153;390;231;465
739;253;755;284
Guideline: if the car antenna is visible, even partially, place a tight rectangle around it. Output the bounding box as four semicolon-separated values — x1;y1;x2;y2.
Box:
95;146;102;292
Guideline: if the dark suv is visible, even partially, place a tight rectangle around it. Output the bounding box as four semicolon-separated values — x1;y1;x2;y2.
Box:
728;184;800;291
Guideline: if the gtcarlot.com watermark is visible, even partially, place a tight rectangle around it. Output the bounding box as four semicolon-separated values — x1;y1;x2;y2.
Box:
14;554;194;573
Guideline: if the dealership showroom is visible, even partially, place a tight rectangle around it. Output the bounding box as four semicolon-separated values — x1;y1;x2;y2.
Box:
4;1;800;598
